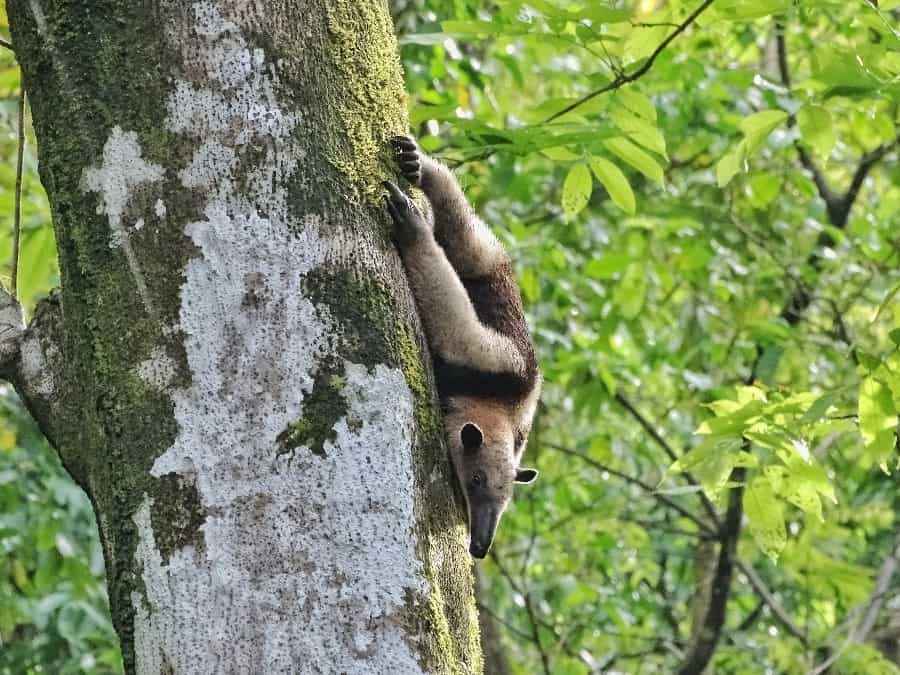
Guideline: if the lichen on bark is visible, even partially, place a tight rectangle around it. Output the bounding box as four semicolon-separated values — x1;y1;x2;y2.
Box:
7;0;482;672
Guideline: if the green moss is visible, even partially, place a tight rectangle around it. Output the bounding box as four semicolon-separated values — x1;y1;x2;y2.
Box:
9;0;483;671
324;0;409;201
277;366;350;457
304;266;481;673
149;473;205;563
6;2;199;671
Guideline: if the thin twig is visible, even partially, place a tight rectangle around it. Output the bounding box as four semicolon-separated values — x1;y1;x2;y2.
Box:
476;601;534;642
774;24;897;330
543;0;716;123
736;559;808;646
490;551;553;675
0;38;12;52
544;442;717;537
675;467;744;675
11;89;25;301
853;529;900;643
829;300;859;366
614;392;722;528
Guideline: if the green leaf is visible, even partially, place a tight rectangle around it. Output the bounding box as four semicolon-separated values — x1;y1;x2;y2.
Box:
615;89;657;122
740;110;788;155
440;20;523;35
800;392;839;424
519;268;539;303
744;477;786;561
714;0;793;20
613;263;647;319
670;436;744;494
541;146;581;161
585;253;631;278
797;105;836;160
603;137;665;186
748;173;783;208
561;163;593;218
873;278;900;322
859;376;899;471
609;106;667;157
782;454;836;522
590;157;636;214
716;140;746;187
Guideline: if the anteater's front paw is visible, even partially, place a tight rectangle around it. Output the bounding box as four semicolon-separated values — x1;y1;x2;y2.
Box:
390;135;422;186
383;181;428;245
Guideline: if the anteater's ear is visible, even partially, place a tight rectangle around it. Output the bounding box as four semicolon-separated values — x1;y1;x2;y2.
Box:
460;423;484;453
515;467;538;484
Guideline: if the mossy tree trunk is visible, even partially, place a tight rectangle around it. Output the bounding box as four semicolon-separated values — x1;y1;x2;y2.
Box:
2;1;481;672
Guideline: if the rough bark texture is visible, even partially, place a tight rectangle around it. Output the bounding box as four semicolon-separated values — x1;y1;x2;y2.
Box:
6;1;481;672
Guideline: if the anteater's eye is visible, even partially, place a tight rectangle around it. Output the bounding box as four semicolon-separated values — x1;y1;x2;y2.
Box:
471;473;484;487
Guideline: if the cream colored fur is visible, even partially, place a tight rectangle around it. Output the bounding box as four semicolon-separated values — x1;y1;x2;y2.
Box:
400;236;525;375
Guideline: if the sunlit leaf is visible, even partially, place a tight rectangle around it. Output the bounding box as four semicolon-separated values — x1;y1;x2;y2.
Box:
744;477;786;561
590;157;636;214
615;89;657;122
613;263;647;318
717;140;746;187
561;162;592;218
797;105;836;160
740;109;788;154
859;376;899;471
603;137;665;186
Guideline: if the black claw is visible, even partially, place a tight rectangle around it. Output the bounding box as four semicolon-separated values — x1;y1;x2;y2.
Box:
383;180;418;217
391;135;417;153
382;181;407;210
383;180;403;197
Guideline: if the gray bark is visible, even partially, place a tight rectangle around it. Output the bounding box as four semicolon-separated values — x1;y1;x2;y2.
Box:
3;1;482;672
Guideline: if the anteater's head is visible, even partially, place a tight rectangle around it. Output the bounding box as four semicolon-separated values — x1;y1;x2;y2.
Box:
445;398;538;559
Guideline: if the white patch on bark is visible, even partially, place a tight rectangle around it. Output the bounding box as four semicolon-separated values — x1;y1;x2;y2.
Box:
154;199;167;218
19;334;55;397
136;365;425;672
136;347;177;391
28;0;48;36
82;127;164;316
0;292;24;366
131;3;429;672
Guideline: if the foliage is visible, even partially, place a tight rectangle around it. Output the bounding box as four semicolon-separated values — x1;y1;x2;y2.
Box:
396;0;900;672
1;0;899;673
0;389;121;674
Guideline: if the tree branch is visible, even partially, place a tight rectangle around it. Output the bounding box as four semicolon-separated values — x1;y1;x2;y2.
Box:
675;467;745;675
774;29;841;220
775;27;897;230
838;141;898;228
11;89;24;300
853;529;900;644
545;442;717;537
774;24;898;326
490;551;553;675
543;0;715;123
809;531;900;675
615;392;722;528
0;286;25;377
736;558;809;646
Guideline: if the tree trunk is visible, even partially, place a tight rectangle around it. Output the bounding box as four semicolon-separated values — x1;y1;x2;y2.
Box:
3;1;481;672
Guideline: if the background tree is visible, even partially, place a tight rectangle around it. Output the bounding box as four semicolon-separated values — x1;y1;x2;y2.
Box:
0;1;479;673
2;0;900;674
